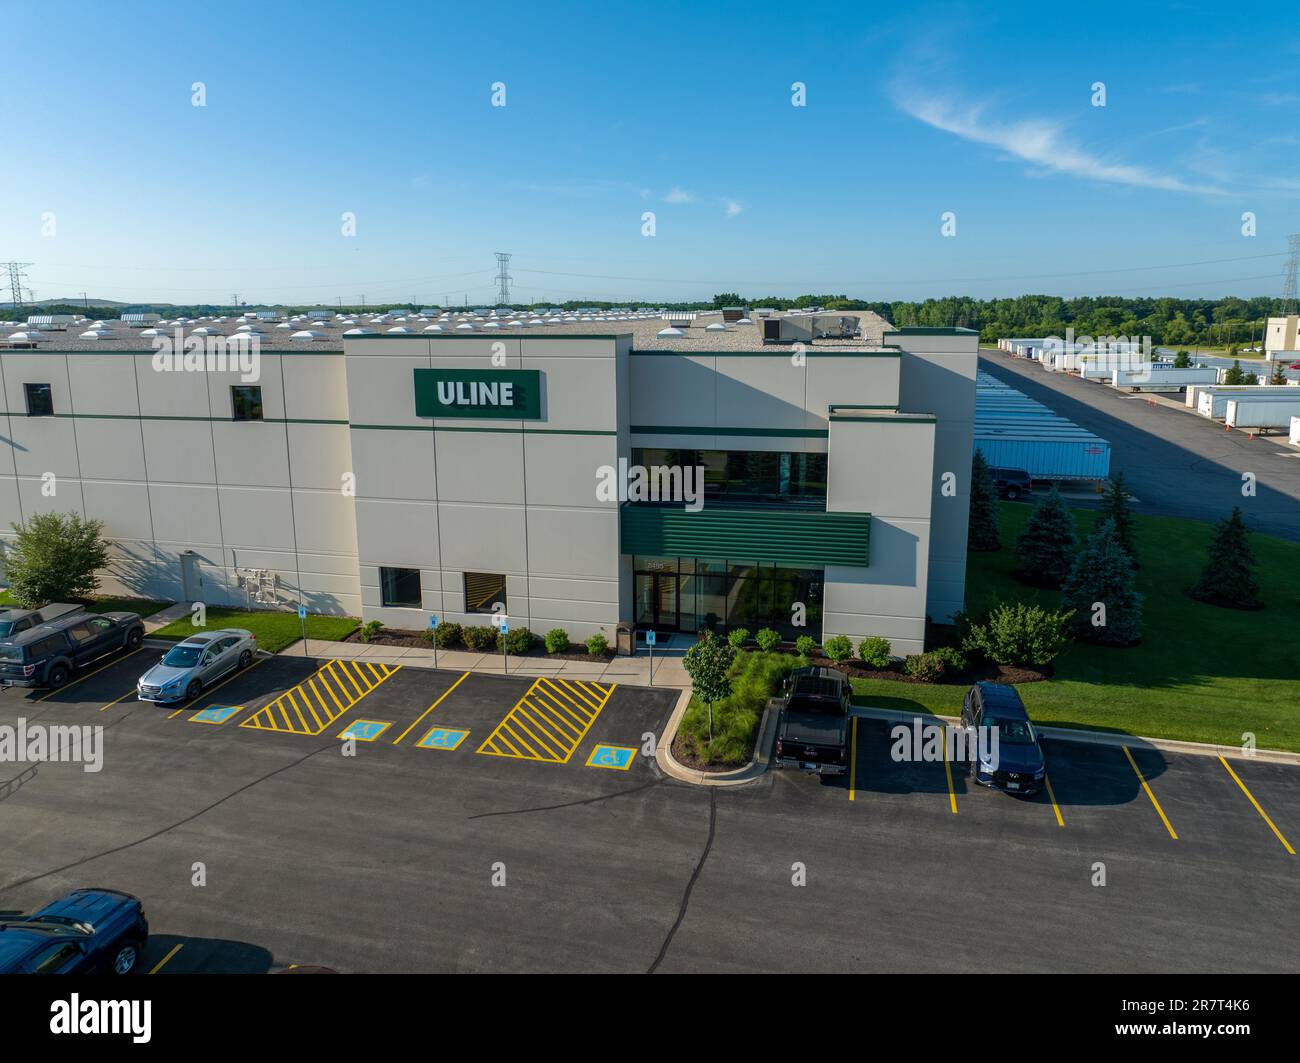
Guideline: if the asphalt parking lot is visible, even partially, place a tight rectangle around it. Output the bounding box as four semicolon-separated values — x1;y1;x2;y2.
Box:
1;643;1296;972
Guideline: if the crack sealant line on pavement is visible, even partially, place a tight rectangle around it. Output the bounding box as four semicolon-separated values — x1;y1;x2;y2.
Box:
648;787;716;975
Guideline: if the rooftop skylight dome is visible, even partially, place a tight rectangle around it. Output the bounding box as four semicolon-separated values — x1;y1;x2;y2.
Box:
656;326;684;338
386;326;412;333
291;330;325;341
343;327;375;336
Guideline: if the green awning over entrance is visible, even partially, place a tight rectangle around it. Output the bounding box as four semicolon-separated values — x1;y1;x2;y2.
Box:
619;505;871;568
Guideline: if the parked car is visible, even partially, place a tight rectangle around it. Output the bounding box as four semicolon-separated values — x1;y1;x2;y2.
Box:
0;602;85;639
773;665;852;776
990;466;1032;501
0;611;145;689
0;888;149;974
960;681;1046;794
136;629;256;704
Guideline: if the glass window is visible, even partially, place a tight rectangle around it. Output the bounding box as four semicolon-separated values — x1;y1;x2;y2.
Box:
632;448;826;506
231;385;264;422
463;572;506;615
380;567;422;609
24;383;53;417
30;942;82;974
163;645;203;668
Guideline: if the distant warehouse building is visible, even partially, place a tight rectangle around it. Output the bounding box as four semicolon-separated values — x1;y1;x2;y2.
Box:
0;311;977;654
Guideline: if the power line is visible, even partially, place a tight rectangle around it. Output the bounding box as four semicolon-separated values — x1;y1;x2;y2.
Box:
4;261;33;312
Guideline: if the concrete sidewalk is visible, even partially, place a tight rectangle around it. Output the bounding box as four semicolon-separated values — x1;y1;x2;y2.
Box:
294;637;692;688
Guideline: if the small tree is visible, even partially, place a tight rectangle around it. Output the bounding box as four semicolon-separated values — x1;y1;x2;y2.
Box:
1173;350;1191;368
683;630;736;743
5;512;110;607
1270;361;1287;385
1223;359;1245;385
968;450;1001;551
1014;487;1077;588
1061;518;1143;645
1099;473;1139;567
1190;507;1261;609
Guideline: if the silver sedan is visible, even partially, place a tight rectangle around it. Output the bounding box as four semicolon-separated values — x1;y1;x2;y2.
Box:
137;628;257;704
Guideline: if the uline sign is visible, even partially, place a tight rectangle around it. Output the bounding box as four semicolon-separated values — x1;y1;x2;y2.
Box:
413;368;542;420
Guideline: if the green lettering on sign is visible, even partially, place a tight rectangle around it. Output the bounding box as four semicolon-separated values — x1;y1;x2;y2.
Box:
413;368;543;420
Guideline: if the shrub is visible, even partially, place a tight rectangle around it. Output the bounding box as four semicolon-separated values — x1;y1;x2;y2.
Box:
462;625;497;651
754;627;781;652
432;621;462;648
585;632;609;656
497;626;536;655
823;634;853;662
857;636;892;669
359;619;384;643
963;602;1073;666
544;627;571;654
727;627;750;649
4;511;110;606
420;626;435;643
903;652;946;682
795;635;817;657
930;644;967;673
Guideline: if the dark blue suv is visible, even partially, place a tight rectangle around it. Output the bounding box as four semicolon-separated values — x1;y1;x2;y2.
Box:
960;682;1047;794
0;888;149;974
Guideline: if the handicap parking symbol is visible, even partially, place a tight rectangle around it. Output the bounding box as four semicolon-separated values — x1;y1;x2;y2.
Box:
338;719;391;742
190;704;244;725
417;727;470;751
585;744;637;771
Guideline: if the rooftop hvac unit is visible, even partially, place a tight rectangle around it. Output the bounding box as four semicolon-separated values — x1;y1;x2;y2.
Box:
721;307;747;323
307;309;333;320
121;313;162;327
26;314;75;329
255;310;282;321
661;311;696;327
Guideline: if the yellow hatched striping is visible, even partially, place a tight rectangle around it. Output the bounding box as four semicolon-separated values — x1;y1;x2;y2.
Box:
476;677;616;763
240;660;398;735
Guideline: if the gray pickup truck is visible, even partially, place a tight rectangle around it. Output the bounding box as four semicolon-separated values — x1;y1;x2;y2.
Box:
0;602;84;639
773;666;852;776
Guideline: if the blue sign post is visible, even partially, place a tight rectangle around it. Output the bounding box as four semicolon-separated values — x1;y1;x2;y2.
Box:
499;619;509;673
297;603;308;657
429;614;439;669
645;628;656;686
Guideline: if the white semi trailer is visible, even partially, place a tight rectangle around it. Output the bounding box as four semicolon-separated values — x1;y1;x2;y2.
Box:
1225;398;1300;430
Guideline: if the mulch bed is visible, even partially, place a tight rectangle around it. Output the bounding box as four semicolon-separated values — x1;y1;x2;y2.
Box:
671;732;748;774
340;626;613;663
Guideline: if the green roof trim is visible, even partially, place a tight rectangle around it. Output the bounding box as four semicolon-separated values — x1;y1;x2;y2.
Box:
629;349;899;357
884;326;980;335
827;412;936;423
620;505;870;568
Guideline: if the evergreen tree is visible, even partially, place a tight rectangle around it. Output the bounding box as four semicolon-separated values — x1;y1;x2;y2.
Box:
1014;486;1077;587
1099;473;1139;566
1224;359;1245;385
1173;350;1191;368
1061;518;1143;645
968;451;1001;551
1190;507;1262;609
1270;361;1287;385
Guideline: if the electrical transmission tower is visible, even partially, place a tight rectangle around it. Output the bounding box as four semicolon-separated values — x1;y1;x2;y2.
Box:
494;252;513;306
1282;234;1300;316
4;262;33;313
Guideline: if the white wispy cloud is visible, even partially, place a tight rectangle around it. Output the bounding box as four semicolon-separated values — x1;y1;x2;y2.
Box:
724;200;743;217
892;87;1225;196
662;187;696;204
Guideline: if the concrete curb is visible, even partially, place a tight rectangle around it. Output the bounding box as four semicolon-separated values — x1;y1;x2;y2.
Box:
656;688;777;787
852;705;1300;766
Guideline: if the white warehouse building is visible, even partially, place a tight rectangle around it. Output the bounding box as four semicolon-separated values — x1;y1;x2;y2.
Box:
0;312;977;654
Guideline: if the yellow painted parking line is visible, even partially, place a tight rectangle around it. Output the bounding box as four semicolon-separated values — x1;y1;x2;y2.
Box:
393;671;471;744
1122;746;1178;840
34;647;145;702
1219;756;1295;855
940;724;958;814
849;717;858;802
477;677;616;763
241;660;398;735
149;943;183;974
99;688;139;713
1044;773;1065;827
161;657;269;719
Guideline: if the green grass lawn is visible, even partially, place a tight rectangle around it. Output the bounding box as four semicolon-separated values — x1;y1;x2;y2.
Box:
0;589;169;617
152;608;359;654
851;503;1300;752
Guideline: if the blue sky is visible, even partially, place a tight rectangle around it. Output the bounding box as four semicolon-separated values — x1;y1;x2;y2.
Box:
3;0;1298;305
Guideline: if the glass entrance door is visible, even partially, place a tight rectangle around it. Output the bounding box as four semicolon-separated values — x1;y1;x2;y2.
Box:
634;571;679;631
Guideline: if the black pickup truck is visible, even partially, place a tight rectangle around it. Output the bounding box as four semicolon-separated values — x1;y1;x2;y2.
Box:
773;666;852;776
